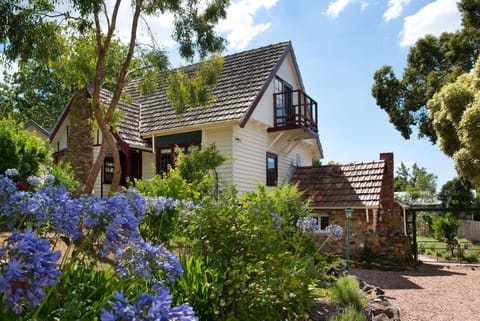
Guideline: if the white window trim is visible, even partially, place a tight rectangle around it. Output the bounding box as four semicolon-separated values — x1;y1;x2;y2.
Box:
312;213;329;233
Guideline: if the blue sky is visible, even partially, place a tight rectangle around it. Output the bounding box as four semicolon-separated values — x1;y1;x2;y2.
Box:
0;0;463;189
208;0;462;189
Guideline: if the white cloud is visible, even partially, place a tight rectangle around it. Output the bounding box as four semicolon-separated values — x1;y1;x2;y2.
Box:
323;0;371;18
384;0;411;22
400;0;461;47
324;0;354;19
216;0;279;50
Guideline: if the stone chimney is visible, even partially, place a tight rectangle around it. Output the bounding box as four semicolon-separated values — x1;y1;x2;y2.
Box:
379;152;394;212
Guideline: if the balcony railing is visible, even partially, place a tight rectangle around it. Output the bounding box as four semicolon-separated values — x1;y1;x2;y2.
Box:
271;90;318;134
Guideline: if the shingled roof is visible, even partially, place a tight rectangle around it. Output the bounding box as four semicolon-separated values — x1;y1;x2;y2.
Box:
128;41;293;135
292;160;387;208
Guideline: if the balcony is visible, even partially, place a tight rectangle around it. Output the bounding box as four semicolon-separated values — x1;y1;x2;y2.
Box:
268;90;318;140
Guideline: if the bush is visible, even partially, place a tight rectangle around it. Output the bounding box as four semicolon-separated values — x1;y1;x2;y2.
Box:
180;184;320;320
330;276;364;311
0;118;51;182
433;212;461;256
330;305;366;321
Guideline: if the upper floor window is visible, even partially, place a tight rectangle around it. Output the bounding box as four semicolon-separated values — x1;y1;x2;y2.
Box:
274;77;293;125
266;153;278;186
312;214;329;233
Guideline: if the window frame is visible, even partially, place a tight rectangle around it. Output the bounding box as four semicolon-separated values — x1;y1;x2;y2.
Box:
103;156;114;184
266;152;278;186
312;213;330;233
156;142;201;175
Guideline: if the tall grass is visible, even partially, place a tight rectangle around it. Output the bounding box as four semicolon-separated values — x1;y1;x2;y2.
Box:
329;305;366;321
330;276;364;311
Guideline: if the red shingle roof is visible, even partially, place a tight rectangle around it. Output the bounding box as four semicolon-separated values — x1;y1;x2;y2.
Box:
292;161;386;208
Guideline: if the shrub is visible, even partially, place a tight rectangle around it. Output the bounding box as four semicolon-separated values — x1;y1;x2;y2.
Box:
180;184;319;320
330;305;366;321
331;276;364;311
433;212;461;256
0;118;51;182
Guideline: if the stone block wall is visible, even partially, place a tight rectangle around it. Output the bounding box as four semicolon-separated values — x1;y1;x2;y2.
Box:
311;208;413;266
63;90;94;195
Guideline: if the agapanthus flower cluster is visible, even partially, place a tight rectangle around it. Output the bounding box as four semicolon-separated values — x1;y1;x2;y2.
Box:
27;175;42;188
296;217;319;233
80;189;146;257
325;224;343;241
27;184;82;240
0;229;61;314
101;288;197;321
5;168;19;177
114;241;182;283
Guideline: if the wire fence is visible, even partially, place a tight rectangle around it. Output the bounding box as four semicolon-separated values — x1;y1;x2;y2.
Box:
417;240;480;264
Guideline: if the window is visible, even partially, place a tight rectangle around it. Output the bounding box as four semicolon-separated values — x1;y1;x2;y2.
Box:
312;214;329;233
157;143;201;175
274;77;293;125
266;153;278;186
104;156;114;184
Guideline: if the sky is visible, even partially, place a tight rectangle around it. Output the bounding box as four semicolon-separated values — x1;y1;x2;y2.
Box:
0;0;463;189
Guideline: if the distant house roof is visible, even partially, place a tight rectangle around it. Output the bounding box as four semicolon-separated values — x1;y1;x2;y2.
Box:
24;120;51;138
128;41;294;135
292;160;387;208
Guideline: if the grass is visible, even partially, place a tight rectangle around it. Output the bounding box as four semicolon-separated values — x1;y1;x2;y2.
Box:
417;236;480;262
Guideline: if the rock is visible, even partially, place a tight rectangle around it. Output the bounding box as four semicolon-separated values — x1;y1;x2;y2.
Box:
373;314;391;321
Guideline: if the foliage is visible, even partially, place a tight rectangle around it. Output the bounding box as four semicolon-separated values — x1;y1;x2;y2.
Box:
427;56;480;186
0;171;195;320
44;161;79;193
133;145;227;244
438;177;478;213
371;0;480;142
180;184;320;320
394;162;437;204
176;144;228;185
0;118;51;183
433;212;461;256
330;276;364;311
171;255;217;320
329;305;366;321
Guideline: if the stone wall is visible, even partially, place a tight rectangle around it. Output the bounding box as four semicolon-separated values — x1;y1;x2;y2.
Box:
63;90;94;196
312;207;413;266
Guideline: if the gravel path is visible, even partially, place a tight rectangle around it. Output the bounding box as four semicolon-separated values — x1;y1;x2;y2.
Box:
349;258;480;321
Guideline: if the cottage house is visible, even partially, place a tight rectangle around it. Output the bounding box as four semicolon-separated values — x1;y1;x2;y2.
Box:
292;153;413;265
49;41;323;196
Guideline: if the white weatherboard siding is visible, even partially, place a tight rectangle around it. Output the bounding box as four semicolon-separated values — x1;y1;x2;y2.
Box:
50;115;70;152
203;125;234;186
142;152;155;180
93;146;110;197
251;52;302;126
233;120;316;194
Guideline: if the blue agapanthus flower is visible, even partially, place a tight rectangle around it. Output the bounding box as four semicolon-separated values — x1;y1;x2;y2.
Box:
0;228;61;314
114;241;182;283
325;224;343;241
101;287;198;321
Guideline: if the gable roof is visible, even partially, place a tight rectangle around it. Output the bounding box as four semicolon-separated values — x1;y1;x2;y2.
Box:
292;160;387;208
50;41;317;150
99;90;149;149
130;41;293;135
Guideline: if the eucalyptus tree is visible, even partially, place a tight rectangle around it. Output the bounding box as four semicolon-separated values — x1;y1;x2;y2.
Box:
1;0;230;194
